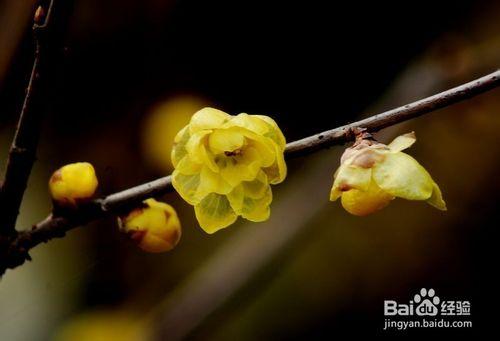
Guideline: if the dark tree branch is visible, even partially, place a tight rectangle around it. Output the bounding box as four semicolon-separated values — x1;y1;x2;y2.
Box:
0;69;499;274
285;69;500;157
0;0;73;236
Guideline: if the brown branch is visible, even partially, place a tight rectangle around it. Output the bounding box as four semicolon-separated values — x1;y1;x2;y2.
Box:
0;0;73;236
0;69;499;274
285;69;500;157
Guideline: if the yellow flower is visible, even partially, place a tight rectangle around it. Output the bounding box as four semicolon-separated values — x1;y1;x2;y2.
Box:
171;107;287;233
330;132;446;216
118;198;181;253
49;162;98;207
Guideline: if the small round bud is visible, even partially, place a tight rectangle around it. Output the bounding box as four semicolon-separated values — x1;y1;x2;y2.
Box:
118;199;181;253
49;162;98;207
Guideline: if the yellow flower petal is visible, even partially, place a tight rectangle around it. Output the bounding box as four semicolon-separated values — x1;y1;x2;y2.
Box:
246;137;276;168
229;184;272;221
174;125;189;144
175;155;202;175
388;132;416;152
227;172;271;211
186;130;218;172
348;148;386;168
263;142;287;184
240;186;272;222
195;193;238;233
254;115;286;150
172;171;203;205
211;124;275;166
185;130;210;157
427;181;447;210
224;113;269;134
199;166;233;195
341;181;394;216
330;164;372;200
189;107;231;133
173;167;226;204
226;184;244;212
330;186;342;201
208;128;246;154
223;113;286;151
242;171;269;199
171;126;191;168
330;167;343;201
372;152;433;200
226;171;269;212
218;154;261;187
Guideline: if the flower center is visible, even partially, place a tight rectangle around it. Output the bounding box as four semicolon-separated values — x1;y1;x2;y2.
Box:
224;149;243;157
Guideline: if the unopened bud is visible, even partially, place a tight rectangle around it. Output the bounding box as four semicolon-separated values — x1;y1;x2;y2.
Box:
49;162;98;207
118;199;181;253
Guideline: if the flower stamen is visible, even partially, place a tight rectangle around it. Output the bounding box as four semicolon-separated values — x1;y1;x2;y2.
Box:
224;149;243;157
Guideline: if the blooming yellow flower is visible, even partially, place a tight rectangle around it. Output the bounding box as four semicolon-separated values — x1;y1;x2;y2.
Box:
330;132;446;216
171;107;287;233
118;198;181;253
49;162;98;207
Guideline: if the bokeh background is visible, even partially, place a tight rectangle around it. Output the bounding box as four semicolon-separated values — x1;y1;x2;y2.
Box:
1;0;499;339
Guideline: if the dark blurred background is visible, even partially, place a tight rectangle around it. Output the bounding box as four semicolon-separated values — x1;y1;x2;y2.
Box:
1;0;499;339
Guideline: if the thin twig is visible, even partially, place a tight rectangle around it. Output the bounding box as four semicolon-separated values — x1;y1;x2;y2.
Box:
0;0;72;236
285;69;500;157
0;69;499;274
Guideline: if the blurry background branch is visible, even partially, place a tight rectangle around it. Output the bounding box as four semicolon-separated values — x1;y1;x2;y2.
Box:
0;0;74;236
0;69;498;275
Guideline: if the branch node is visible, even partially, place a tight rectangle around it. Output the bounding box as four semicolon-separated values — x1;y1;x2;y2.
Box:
344;126;366;142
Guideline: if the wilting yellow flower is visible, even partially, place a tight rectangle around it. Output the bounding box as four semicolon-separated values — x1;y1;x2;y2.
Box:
118;198;181;253
49;162;98;207
171;107;287;233
330;132;446;216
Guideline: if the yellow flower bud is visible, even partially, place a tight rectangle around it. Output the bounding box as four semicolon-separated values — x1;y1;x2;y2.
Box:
330;132;446;216
171;107;287;233
49;162;98;207
118;198;181;253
